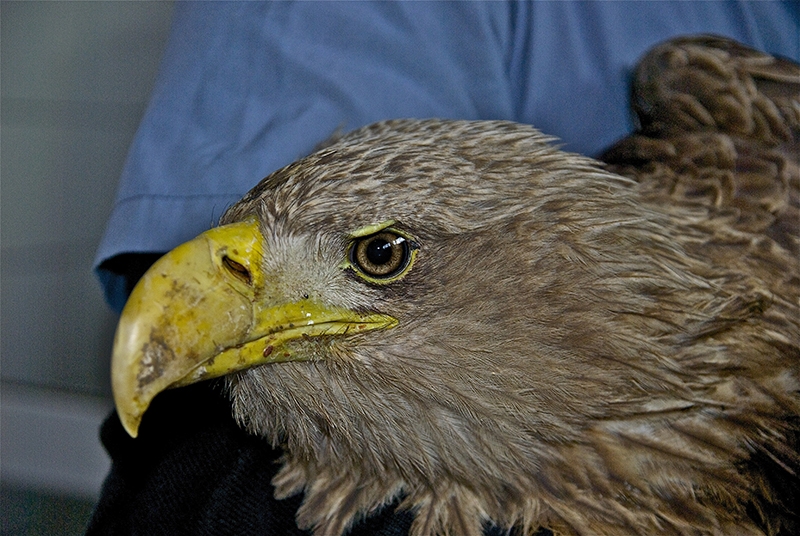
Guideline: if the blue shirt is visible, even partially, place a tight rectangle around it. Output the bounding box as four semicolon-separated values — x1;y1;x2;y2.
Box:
95;0;800;311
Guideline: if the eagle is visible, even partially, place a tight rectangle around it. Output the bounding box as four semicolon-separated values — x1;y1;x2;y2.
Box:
110;36;799;536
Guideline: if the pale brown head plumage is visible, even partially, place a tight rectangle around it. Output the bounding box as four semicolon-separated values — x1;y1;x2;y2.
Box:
112;36;799;536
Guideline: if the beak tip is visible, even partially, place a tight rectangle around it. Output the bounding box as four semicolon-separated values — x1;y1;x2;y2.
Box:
122;421;140;439
116;404;143;438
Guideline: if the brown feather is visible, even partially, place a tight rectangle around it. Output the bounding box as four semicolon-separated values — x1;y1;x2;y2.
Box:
218;36;799;536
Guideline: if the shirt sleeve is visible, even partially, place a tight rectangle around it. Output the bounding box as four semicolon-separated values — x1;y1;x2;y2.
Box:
94;0;799;311
94;1;519;310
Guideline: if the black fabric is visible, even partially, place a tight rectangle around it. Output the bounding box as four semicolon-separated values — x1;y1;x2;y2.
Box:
87;382;418;535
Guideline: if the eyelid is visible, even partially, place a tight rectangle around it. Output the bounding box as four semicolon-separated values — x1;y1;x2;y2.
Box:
349;220;397;238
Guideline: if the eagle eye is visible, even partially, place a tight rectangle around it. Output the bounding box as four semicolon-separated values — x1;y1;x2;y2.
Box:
349;230;416;282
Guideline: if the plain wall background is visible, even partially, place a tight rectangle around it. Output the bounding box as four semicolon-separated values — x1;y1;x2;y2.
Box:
1;2;174;532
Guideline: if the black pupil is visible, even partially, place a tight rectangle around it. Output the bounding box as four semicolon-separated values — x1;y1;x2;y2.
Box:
366;238;393;265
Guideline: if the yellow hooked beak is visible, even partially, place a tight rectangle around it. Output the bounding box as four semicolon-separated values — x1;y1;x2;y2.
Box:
111;217;397;437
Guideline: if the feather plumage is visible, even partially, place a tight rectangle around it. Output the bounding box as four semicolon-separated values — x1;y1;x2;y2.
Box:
122;35;800;536
221;109;798;534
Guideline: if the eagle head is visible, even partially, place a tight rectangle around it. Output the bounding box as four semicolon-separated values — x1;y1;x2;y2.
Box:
112;119;799;536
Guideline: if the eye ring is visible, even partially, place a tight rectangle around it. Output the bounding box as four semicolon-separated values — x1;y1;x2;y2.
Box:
350;230;413;280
